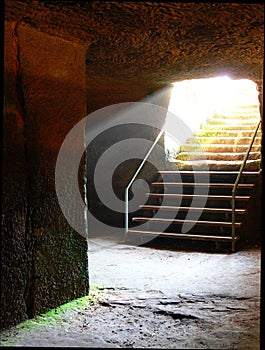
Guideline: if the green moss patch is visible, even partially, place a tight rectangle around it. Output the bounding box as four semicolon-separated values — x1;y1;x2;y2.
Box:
13;285;103;332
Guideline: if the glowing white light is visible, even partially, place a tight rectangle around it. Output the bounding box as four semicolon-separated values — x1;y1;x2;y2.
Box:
165;76;260;159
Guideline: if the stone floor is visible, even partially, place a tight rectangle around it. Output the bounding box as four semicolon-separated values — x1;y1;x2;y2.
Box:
0;233;262;348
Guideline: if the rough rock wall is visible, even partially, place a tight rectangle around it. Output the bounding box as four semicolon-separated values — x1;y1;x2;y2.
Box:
1;22;89;329
240;173;262;246
1;21;29;328
4;1;264;85
85;80;173;230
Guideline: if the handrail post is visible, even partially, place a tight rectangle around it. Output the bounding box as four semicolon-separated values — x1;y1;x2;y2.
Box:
125;188;129;241
124;129;164;241
231;188;236;252
231;120;261;252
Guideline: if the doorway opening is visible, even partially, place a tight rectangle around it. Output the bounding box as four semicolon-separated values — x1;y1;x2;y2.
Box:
164;77;260;161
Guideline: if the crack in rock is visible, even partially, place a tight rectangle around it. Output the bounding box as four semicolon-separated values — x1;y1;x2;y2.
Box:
153;308;200;320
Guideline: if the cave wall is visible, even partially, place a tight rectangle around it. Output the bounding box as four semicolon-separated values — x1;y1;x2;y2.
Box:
1;21;29;329
85;77;173;230
240;173;262;246
1;22;89;329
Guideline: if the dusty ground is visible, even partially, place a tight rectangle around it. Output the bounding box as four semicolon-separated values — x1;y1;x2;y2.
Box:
0;233;262;349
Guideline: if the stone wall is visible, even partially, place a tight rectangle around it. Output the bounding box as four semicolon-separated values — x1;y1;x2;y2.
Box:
240;166;262;246
85;77;173;230
1;21;29;328
1;22;89;329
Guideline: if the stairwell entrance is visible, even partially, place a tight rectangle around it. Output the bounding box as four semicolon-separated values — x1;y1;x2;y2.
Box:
127;77;262;252
164;77;261;165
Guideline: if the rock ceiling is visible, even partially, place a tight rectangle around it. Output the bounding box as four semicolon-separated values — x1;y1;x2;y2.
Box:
5;1;264;88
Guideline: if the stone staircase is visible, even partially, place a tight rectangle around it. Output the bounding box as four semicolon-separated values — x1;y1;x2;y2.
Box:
175;108;261;171
126;104;262;252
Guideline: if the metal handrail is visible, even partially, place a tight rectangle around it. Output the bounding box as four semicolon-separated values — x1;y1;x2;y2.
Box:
125;129;164;241
231;120;261;252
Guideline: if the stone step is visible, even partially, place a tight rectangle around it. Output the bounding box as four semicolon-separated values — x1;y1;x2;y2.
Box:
206;117;260;125
145;193;250;201
229;110;260;116
159;170;260;176
194;129;261;137
127;230;240;242
212;111;260;119
180;143;261;153
132;217;242;228
200;124;260;131
176;151;260;161
186;136;261;145
139;205;247;223
139;205;246;214
151;182;254;189
149;181;253;197
174;159;261;171
158;170;260;186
